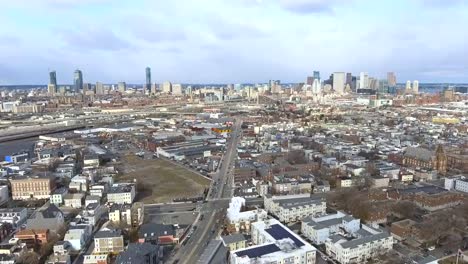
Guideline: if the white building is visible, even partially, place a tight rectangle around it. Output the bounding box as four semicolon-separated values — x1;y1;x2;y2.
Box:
230;219;317;264
107;184;135;204
64;224;92;251
0;208;28;227
50;188;68;206
301;212;360;244
172;83;183;95
359;72;369;89
325;225;393;264
445;176;468;193
264;194;326;223
405;80;412;92
333;72;346;94
226;197;268;232
413;80;419;94
162;81;172;94
81;203;107;226
64;193;85;208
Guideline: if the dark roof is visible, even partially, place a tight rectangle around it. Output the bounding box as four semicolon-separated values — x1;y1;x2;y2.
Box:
265;224;304;247
138;223;175;238
95;229;122;239
32;204;63;219
221;234;246;245
115;243;159;264
234;243;280;258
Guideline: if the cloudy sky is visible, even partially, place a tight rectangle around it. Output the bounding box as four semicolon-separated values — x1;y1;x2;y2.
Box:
0;0;467;84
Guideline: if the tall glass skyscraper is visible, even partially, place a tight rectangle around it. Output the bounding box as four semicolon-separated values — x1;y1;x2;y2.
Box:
74;70;83;93
49;71;57;86
313;71;320;80
145;67;151;91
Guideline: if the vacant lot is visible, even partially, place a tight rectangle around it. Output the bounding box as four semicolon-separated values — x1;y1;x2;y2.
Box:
117;155;211;203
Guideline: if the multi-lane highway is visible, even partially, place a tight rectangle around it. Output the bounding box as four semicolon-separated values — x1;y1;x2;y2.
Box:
168;119;242;264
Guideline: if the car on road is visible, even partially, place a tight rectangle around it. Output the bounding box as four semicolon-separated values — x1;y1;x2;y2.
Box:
199;214;204;221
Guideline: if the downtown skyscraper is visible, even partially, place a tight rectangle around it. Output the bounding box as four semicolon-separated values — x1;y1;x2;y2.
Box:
74;70;83;93
48;70;57;94
387;72;397;87
145;67;151;92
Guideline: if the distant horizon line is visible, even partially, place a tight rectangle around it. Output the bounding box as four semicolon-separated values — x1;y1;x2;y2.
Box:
1;82;468;87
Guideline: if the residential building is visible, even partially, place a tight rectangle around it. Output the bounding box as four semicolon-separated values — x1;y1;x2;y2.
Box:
325;225;393;264
221;234;247;251
226;197;268;233
81;203;107;226
138;223;181;245
50;188;68;206
107;184;135;204
26;204;64;232
63;193;85;208
94;229;124;254
301;212;360;245
264;194;326;223
115;243;160;264
83;254;109;264
64;225;92;251
10;175;55;200
230;219;317;264
15;229;50;248
0;208;28;227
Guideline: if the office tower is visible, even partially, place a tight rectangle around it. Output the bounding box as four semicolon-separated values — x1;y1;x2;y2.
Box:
406;80;412;92
332;72;345;94
48;71;57;94
346;73;352;86
312;79;321;94
351;76;357;91
96;82;104;95
118;82;126;93
270;80;281;94
387;72;397;87
359;72;369;89
145;67;151;92
83;83;91;94
162;81;172;93
313;71;320;80
234;84;242;91
172;84;183;95
74;70;83;93
307;76;314;86
151;83;158;94
413;80;419;94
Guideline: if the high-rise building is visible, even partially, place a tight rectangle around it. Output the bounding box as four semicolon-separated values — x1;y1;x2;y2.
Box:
74;70;83;93
145;67;151;92
413;80;419;94
313;71;320;80
96;82;105;95
270;80;281;94
307;76;314;86
48;71;57;94
118;82;126;93
359;72;369;89
346;73;352;86
83;83;91;94
405;80;412;92
387;72;397;87
172;84;183;95
162;81;172;93
333;72;345;94
151;83;158;95
312;79;321;94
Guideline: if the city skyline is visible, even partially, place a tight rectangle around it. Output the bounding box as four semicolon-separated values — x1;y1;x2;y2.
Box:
1;0;468;84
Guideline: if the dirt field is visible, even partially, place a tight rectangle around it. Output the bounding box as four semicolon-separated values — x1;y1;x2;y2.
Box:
117;155;211;203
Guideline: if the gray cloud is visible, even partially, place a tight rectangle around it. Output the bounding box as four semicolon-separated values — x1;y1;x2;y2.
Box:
278;0;344;13
59;28;132;51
